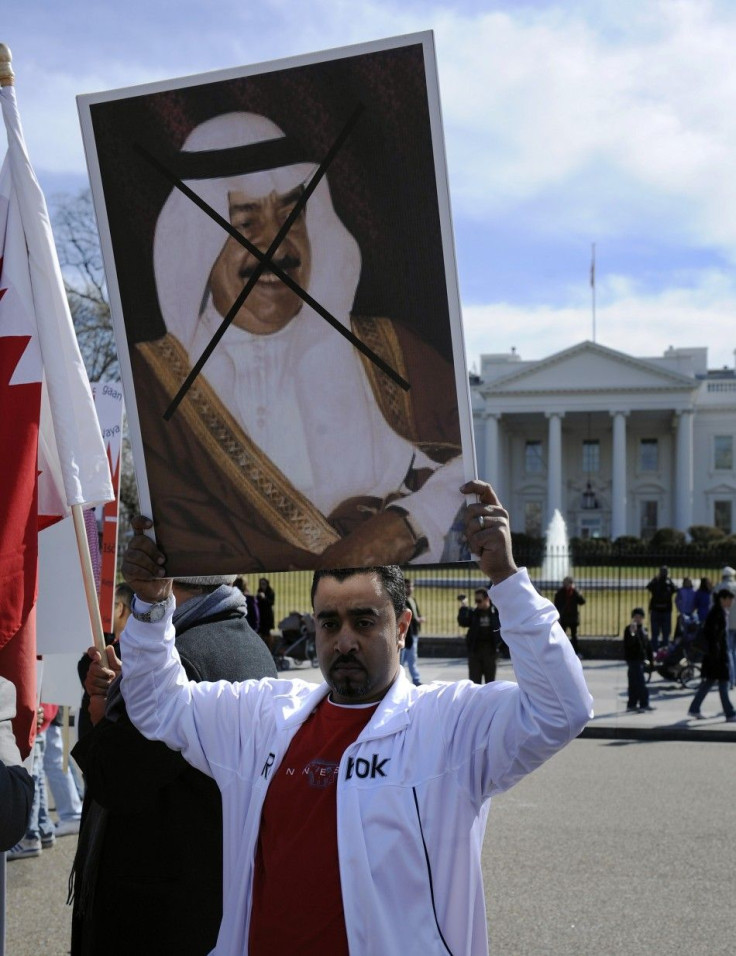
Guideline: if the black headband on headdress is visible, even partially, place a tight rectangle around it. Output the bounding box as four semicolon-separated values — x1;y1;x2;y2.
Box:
163;136;316;180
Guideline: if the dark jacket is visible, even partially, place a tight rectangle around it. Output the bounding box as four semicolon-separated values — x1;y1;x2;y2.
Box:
647;575;678;612
700;602;730;682
553;587;586;627
71;588;277;956
458;602;500;653
694;586;713;624
623;623;652;664
0;677;34;851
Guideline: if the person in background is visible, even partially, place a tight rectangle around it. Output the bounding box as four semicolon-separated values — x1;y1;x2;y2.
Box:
256;577;276;649
646;566;678;654
0;678;34;853
43;707;83;837
687;587;736;722
400;578;423;686
693;577;714;626
458;587;501;684
233;576;260;633
553;576;586;657
8;702;56;860
71;573;277;955
623;608;654;713
717;567;736;689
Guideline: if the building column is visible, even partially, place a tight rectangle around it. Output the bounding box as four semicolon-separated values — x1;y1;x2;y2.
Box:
610;411;628;539
483;412;501;497
546;412;563;524
675;409;694;533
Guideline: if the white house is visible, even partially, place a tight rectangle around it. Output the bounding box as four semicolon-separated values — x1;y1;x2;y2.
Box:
470;342;736;539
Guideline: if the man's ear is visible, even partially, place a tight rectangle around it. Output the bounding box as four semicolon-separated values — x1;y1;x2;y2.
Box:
397;607;411;650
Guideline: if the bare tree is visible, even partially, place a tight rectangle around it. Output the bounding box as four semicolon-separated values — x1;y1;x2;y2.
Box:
52;189;139;523
52;189;119;382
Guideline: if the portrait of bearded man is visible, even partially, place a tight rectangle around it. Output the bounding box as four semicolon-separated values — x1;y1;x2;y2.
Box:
127;110;466;575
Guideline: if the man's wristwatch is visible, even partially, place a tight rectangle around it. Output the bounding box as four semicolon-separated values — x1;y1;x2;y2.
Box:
131;593;175;623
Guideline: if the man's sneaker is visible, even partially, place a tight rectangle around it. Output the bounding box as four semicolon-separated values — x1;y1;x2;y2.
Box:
55;819;80;837
7;838;41;860
625;706;638;712
640;706;656;712
41;832;56;849
688;712;707;720
725;715;736;723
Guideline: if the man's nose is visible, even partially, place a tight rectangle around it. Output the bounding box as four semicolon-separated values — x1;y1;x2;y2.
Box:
335;626;358;654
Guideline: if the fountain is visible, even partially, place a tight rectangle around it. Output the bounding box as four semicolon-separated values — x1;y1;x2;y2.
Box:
541;509;571;585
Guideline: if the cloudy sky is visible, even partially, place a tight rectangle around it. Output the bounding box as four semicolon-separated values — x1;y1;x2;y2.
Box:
5;0;736;371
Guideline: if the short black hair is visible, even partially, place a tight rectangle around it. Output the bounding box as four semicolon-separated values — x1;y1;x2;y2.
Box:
311;566;407;619
717;587;735;600
115;583;134;610
474;587;489;598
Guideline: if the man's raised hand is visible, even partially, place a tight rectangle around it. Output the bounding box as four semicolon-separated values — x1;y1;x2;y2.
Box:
461;480;518;584
121;516;173;604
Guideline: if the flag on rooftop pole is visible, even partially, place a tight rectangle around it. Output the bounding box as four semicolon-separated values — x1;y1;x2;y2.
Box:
0;52;113;758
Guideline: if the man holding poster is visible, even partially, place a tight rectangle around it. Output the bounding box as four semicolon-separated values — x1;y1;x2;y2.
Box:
78;34;475;576
118;480;592;955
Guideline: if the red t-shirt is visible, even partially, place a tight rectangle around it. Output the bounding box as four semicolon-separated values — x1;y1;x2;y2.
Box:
248;696;378;955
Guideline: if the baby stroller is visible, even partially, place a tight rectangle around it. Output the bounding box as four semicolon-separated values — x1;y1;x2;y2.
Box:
274;611;318;671
647;614;702;688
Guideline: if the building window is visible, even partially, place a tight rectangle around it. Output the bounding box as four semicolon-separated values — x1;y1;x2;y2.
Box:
524;501;542;536
639;438;659;472
640;500;658;539
579;515;603;540
582;439;600;474
714;435;733;471
714;501;732;535
524;440;544;474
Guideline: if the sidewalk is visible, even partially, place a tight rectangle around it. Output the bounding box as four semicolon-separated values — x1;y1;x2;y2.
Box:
283;655;736;742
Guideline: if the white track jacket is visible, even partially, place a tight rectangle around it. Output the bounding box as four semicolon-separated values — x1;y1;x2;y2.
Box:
120;569;593;955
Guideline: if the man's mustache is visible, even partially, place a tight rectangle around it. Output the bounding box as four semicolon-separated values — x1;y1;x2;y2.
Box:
330;654;365;673
239;254;301;281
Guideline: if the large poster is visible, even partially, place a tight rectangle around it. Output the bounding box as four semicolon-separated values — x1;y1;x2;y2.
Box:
78;32;476;575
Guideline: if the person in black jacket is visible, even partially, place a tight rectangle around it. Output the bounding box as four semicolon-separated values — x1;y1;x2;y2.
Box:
688;588;736;721
623;608;653;712
553;577;586;656
71;574;277;956
458;587;500;683
0;678;34;851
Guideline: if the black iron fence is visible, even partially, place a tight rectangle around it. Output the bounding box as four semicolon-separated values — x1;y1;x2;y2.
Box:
248;545;734;640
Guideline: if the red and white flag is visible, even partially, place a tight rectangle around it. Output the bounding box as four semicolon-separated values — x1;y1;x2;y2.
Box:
0;85;113;757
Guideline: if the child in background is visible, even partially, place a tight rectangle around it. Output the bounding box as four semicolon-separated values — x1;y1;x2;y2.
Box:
624;608;654;713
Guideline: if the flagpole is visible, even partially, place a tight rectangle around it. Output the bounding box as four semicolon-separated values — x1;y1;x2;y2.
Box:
590;242;596;343
71;504;107;654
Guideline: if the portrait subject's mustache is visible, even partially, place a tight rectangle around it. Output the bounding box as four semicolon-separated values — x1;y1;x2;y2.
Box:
239;254;302;281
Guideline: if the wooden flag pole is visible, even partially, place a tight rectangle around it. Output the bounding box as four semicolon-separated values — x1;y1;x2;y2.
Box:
71;504;108;656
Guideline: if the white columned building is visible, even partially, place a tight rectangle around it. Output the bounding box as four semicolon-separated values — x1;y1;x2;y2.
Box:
471;342;736;540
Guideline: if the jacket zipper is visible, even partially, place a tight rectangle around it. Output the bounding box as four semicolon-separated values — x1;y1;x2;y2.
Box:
412;787;454;955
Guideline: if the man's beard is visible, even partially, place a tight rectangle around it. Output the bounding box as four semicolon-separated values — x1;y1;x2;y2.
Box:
328;656;373;699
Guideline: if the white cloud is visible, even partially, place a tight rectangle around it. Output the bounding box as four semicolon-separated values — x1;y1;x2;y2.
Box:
462;267;736;372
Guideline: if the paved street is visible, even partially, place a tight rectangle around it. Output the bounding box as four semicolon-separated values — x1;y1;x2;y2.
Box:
3;657;734;954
